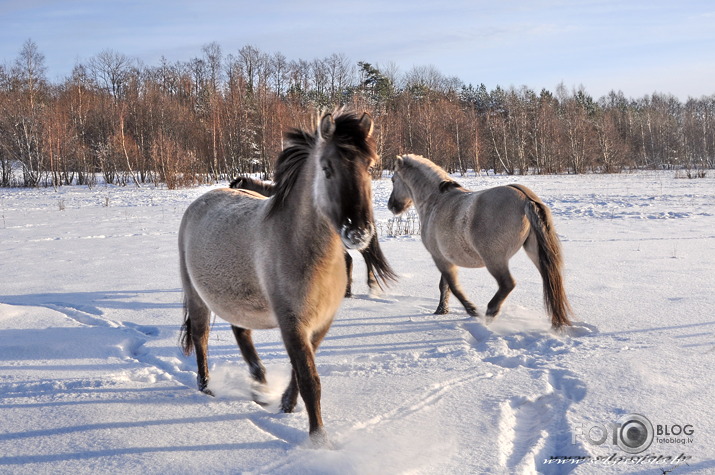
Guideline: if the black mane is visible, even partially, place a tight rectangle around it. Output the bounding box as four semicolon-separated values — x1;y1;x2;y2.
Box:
267;110;374;217
439;179;464;193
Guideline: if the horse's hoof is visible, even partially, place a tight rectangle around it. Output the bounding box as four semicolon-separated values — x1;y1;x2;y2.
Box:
309;428;332;448
465;306;480;317
251;389;270;407
367;284;382;297
434;306;449;315
280;398;297;413
485;308;500;320
198;377;214;396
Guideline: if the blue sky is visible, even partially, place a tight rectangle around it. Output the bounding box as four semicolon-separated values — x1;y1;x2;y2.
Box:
2;0;714;100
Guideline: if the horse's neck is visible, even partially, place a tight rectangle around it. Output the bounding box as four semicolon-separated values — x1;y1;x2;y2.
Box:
274;160;336;249
406;170;442;215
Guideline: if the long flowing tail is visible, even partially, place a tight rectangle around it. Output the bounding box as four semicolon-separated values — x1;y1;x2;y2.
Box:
178;238;196;356
362;233;399;290
179;296;194;356
512;185;572;327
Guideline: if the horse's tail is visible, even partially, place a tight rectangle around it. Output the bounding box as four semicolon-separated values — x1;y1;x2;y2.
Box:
362;233;398;290
180;296;194;356
178;234;195;356
511;185;572;328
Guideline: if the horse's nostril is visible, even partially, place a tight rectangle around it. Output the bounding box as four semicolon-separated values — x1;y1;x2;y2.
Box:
340;223;373;251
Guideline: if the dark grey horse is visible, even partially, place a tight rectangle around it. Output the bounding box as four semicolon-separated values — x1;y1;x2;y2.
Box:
179;110;392;445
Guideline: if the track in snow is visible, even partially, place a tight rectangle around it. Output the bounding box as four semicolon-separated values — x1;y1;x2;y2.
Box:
463;313;595;473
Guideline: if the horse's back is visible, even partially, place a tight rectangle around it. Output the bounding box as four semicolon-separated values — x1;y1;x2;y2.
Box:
426;185;531;268
180;188;268;257
471;185;530;230
180;188;276;329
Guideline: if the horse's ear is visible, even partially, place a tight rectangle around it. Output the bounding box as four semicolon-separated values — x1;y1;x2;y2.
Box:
359;112;374;138
394;155;404;171
320;113;336;140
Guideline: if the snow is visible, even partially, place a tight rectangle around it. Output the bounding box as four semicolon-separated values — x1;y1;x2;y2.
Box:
1;171;713;474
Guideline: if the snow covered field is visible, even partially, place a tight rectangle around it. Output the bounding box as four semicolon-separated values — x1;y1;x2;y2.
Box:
1;171;713;474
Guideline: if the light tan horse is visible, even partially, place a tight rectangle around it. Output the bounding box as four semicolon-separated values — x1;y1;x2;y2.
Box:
388;154;572;328
229;176;397;297
179;110;388;446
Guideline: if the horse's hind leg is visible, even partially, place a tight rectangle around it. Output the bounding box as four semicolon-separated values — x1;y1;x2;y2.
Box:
232;326;269;405
434;275;451;314
484;262;516;320
184;293;213;395
436;263;479;317
523;232;541;269
231;327;267;384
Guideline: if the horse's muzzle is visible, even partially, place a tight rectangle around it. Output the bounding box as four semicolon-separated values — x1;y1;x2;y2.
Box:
387;196;410;216
340;222;374;251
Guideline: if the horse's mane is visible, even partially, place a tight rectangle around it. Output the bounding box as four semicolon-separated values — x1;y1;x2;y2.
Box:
267;109;375;217
401;154;464;192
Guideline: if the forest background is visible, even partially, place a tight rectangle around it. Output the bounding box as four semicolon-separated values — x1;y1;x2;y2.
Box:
2;40;713;188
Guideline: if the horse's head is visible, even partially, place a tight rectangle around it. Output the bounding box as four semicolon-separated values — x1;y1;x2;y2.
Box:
314;111;377;251
387;156;414;215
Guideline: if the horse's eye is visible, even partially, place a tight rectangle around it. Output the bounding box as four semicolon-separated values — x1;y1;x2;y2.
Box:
368;166;375;174
322;167;332;179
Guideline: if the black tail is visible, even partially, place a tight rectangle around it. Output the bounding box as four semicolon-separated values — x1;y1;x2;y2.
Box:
361;233;398;290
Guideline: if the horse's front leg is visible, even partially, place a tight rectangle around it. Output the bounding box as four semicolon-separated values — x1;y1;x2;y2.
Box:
436;264;479;317
484;263;516;320
279;319;329;446
280;321;332;413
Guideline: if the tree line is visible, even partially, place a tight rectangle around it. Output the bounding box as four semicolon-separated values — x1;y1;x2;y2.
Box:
1;39;713;188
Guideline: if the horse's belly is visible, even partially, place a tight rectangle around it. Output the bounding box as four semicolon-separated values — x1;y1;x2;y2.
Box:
444;248;485;268
194;280;278;330
435;233;485;268
218;306;278;330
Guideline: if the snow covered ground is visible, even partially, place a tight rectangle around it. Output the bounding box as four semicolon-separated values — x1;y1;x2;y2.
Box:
1;171;713;474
